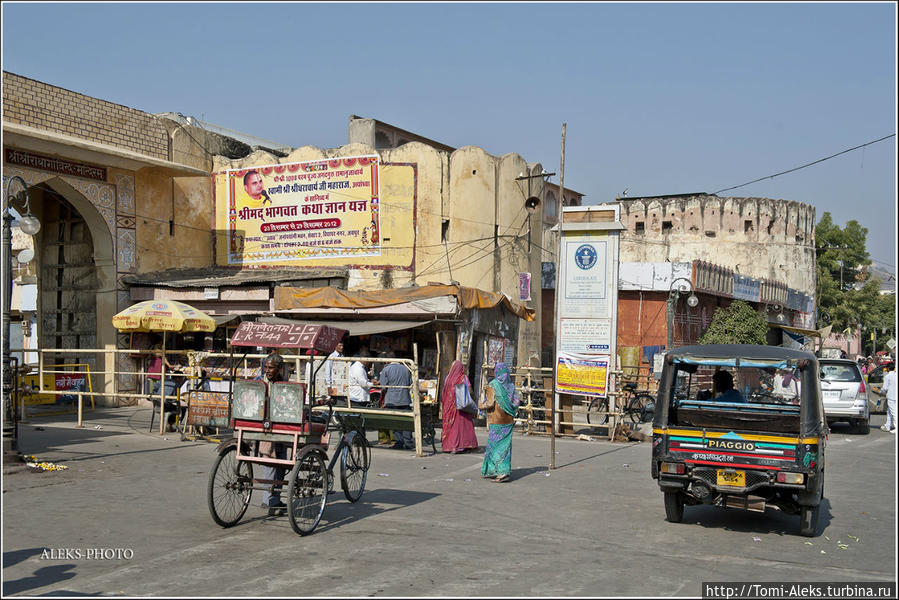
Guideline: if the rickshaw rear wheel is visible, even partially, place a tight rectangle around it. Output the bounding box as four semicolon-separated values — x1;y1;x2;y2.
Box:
287;446;329;535
340;430;370;503
799;504;819;537
664;491;684;523
208;445;253;527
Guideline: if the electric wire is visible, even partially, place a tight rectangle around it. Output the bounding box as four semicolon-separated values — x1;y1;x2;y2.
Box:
713;134;895;195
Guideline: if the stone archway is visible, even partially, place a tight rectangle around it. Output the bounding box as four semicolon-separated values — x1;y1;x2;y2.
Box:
3;168;119;403
37;177;118;404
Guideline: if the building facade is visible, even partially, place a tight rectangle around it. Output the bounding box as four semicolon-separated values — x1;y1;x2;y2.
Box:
616;193;816;297
3;74;562;403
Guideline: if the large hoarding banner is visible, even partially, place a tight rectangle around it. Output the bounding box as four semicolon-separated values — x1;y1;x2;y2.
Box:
556;353;609;396
222;155;381;265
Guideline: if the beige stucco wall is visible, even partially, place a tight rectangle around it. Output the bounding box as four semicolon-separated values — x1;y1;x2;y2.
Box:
618;195;816;296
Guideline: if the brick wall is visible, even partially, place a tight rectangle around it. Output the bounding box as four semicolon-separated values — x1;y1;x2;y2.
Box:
2;71;169;160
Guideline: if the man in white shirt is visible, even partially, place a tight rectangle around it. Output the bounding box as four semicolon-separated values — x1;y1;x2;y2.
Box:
879;362;896;433
324;340;344;397
348;349;372;407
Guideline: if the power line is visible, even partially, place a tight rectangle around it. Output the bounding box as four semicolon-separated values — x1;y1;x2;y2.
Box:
713;134;896;195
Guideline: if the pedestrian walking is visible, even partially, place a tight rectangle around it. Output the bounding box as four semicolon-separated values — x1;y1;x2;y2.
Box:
440;360;478;454
479;362;520;482
879;362;896;433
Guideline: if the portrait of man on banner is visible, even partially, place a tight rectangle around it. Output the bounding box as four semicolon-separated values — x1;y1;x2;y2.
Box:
223;155;382;266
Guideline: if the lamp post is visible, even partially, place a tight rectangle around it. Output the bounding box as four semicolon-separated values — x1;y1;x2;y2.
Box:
667;277;698;351
3;175;40;460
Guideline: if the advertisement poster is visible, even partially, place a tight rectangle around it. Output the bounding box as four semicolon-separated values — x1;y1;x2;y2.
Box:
558;319;611;354
560;238;610;318
223;155;381;265
187;390;231;428
556;353;609;397
519;272;531;301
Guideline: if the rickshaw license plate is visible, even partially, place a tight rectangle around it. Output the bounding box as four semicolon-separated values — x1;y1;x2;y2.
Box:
716;469;745;487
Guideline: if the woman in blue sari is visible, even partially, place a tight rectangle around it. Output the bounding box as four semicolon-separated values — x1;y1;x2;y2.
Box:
479;362;520;482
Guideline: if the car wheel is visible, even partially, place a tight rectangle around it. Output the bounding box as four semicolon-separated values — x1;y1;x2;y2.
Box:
852;418;870;435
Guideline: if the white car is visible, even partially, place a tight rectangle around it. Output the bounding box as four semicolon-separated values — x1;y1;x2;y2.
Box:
819;359;870;434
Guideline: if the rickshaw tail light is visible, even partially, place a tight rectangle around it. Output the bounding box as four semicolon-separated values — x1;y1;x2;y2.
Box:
661;462;685;475
776;472;804;484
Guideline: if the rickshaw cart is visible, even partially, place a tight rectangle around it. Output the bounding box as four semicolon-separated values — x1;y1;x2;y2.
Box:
651;344;827;537
207;321;371;535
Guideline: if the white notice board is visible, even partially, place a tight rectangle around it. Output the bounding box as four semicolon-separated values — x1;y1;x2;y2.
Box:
553;206;622;399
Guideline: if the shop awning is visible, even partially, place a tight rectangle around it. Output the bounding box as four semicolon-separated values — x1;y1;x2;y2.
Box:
259;316;434;337
273;284;535;322
212;314;241;327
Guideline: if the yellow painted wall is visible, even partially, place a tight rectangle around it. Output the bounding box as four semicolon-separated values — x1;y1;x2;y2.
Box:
134;169;212;272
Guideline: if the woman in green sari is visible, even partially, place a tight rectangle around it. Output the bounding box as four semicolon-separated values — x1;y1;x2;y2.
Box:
479;362;520;482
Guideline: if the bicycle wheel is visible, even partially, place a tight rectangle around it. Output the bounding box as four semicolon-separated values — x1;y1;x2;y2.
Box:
627;393;655;424
287;446;329;535
340;430;370;503
207;445;253;527
586;397;609;425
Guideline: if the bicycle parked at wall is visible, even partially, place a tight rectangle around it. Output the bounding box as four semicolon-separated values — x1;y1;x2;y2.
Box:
586;381;655;425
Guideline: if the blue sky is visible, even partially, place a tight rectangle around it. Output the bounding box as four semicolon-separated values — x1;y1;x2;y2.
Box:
2;2;896;273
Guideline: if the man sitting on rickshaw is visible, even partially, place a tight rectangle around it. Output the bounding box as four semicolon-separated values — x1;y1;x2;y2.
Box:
257;353;288;516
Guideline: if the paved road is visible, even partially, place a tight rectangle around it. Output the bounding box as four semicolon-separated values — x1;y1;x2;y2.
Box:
2;406;896;597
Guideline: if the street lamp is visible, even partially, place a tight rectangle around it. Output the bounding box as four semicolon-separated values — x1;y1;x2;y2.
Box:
667;277;698;351
3;175;41;460
767;303;786;324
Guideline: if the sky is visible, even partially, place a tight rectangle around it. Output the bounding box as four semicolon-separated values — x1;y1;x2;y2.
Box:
2;2;896;275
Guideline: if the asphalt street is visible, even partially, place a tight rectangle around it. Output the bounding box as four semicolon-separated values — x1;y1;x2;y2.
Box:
2;405;896;597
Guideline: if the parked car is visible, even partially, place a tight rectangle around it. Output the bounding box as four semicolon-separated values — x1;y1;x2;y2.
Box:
819;359;870;434
866;364;888;414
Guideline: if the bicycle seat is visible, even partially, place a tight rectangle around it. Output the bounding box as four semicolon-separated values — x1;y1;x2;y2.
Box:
623;382;638;391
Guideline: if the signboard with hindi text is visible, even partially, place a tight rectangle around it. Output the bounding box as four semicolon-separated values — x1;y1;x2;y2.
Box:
187;390;231;428
215;156;420;267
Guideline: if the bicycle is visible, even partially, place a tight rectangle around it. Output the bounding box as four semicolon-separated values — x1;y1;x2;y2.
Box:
207;397;371;536
586;381;656;425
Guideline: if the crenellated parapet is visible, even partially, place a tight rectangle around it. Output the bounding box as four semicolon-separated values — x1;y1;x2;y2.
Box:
616;194;816;296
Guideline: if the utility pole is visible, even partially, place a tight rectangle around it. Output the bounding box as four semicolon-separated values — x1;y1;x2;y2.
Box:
550;123;566;471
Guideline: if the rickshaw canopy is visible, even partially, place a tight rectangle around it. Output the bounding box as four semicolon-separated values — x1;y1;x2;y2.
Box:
657;344;825;437
229;321;346;354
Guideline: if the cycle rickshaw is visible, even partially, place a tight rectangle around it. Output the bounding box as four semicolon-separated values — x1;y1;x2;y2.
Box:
207;321;371;535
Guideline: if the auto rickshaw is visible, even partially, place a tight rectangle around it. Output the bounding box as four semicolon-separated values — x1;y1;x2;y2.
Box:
651;344;826;537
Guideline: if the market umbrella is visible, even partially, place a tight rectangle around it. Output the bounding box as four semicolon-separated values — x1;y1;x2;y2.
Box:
113;300;216;433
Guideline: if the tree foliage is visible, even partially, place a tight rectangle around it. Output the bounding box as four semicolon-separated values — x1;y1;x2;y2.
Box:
815;212;896;355
698;300;769;345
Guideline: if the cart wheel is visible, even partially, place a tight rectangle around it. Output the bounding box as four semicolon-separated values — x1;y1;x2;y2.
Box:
664;491;684;523
207;445;253;527
287;446;329;535
628;394;656;424
799;504;819;537
586;398;609;425
340;430;371;502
